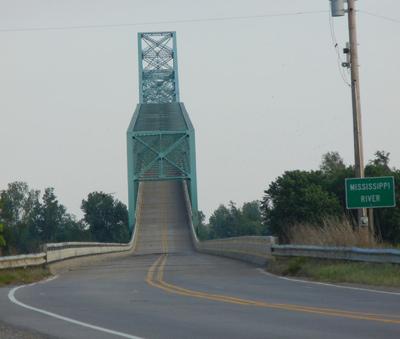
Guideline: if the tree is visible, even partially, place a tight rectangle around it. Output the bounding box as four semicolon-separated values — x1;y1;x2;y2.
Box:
55;214;91;242
319;151;354;218
0;182;90;254
240;201;265;236
369;150;390;169
0;182;41;254
0;223;5;249
320;151;346;174
261;170;342;241
81;192;130;243
195;211;209;241
35;188;66;243
208;203;238;239
0;182;40;229
0;199;5;251
261;151;400;245
207;201;265;239
365;151;400;243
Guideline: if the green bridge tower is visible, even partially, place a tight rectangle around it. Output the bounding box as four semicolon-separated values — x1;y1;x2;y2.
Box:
127;31;198;230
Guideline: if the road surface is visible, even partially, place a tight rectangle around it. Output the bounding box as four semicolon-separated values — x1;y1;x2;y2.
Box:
0;181;399;338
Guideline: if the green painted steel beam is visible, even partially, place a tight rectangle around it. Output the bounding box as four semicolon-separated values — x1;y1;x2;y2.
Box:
127;32;198;230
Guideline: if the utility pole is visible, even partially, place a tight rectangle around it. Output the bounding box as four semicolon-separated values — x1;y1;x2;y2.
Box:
330;0;369;230
347;0;368;229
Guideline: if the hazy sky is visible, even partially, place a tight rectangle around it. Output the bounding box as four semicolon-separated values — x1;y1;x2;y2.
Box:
1;0;399;220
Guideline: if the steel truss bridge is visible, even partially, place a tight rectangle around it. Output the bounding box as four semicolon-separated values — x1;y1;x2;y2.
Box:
127;32;198;229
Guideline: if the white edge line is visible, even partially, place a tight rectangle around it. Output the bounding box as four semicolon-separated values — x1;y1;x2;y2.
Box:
8;276;144;339
256;268;400;296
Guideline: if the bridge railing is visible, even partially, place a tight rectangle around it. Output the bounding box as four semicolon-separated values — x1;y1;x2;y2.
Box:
45;241;134;263
0;239;135;270
0;253;47;270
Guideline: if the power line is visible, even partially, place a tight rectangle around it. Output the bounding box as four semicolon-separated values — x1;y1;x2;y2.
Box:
328;10;351;87
0;10;327;33
358;10;400;24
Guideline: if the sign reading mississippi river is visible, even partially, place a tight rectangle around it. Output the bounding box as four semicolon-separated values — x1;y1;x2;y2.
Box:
345;176;396;209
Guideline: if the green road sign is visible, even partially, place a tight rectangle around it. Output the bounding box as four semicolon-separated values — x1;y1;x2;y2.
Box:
345;176;396;209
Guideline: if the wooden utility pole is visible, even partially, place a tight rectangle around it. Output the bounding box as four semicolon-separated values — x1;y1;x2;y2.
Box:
330;0;371;232
347;0;368;229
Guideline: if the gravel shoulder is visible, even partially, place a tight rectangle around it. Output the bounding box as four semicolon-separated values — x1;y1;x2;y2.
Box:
0;320;54;339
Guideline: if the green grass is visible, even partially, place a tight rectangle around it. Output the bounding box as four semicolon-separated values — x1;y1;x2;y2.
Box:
0;266;51;287
268;257;400;288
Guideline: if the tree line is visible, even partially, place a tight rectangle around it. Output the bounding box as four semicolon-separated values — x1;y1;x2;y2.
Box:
0;182;130;255
199;151;400;245
196;201;265;241
2;150;398;254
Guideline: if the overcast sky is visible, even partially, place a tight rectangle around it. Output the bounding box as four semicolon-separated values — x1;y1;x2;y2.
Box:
1;0;399;220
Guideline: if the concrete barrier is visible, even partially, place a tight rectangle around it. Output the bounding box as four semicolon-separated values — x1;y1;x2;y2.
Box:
196;236;276;266
46;242;133;263
0;239;135;270
0;253;46;269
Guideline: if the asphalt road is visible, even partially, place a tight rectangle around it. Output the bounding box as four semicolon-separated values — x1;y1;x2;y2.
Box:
0;181;399;339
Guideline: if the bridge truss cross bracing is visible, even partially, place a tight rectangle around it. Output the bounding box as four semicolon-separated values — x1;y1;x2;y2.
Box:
127;32;198;229
138;32;180;104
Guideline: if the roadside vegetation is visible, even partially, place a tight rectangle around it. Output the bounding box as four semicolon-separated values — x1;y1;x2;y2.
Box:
286;217;377;247
0;266;51;287
196;201;265;241
197;150;400;287
268;257;400;288
0;183;130;256
262;151;400;246
200;150;400;248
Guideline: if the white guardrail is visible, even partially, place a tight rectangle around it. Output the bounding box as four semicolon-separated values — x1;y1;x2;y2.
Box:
271;245;400;264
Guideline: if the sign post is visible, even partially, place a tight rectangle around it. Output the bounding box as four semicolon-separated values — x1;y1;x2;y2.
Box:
345;176;396;209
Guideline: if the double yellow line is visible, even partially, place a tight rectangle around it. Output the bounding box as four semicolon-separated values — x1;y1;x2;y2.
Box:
146;254;400;325
145;183;400;324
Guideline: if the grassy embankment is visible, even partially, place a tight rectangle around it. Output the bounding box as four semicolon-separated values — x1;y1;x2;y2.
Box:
0;267;51;287
268;257;400;287
269;217;400;288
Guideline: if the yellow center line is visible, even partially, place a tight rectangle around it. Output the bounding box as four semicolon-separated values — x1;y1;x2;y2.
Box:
146;254;400;325
145;255;164;287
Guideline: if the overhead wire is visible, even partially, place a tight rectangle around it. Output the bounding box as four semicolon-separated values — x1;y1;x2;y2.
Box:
0;10;328;33
0;8;398;33
327;7;400;87
328;10;351;87
358;10;400;24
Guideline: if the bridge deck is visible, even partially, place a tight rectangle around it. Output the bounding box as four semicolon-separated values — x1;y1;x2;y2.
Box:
134;180;193;255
